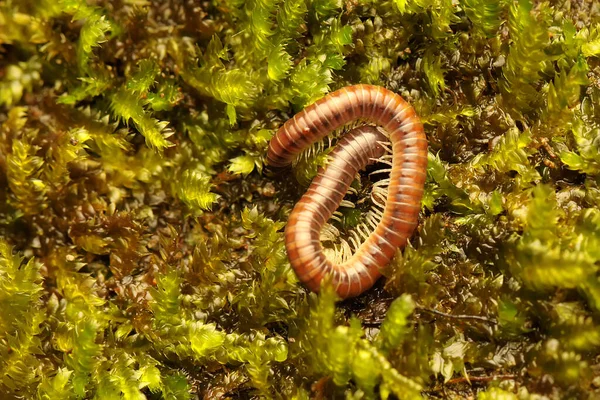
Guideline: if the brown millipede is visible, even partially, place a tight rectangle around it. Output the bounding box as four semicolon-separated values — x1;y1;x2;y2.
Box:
267;84;428;299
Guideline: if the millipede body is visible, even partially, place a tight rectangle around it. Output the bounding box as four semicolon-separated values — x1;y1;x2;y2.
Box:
267;84;428;299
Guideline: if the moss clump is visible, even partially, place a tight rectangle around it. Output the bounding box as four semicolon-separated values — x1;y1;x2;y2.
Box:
1;0;600;398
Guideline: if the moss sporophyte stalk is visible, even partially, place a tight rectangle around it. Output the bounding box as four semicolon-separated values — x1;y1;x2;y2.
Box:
1;0;600;399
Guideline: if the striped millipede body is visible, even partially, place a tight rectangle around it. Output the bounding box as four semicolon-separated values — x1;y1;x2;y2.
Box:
267;84;428;299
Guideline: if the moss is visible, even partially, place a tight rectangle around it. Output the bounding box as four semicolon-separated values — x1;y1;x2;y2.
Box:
1;0;600;398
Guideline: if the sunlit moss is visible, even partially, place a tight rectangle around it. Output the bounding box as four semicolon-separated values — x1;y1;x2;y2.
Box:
0;0;600;398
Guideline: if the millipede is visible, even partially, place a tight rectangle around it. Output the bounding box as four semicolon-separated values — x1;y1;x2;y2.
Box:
267;84;428;299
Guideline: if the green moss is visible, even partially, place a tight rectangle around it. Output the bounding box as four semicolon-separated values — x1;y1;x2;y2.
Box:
1;0;600;398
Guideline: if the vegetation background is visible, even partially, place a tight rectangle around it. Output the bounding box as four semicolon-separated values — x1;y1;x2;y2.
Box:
0;0;599;398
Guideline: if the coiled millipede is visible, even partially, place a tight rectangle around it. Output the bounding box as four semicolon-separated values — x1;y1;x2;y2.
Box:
267;84;428;299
